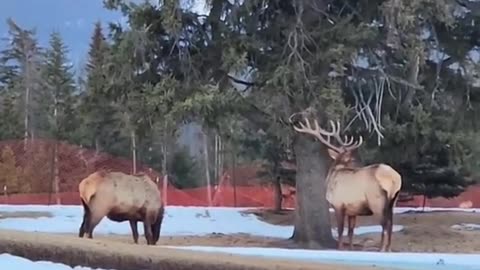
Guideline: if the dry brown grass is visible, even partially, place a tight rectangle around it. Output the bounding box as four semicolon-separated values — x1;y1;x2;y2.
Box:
0;230;401;270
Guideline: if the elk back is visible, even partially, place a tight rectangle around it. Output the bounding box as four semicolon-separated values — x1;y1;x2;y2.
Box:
79;170;162;220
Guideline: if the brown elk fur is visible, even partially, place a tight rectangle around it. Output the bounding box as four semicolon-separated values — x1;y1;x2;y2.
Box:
291;116;402;252
78;170;164;245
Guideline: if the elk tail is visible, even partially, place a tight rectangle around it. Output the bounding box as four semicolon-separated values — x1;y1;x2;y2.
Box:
389;190;400;210
81;198;90;214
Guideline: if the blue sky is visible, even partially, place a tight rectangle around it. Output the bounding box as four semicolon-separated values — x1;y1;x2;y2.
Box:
0;0;209;76
0;0;126;75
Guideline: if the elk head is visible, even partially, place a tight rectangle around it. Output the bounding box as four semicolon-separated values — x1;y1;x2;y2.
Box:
291;116;363;168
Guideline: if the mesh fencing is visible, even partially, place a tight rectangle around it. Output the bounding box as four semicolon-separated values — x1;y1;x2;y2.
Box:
0;138;476;208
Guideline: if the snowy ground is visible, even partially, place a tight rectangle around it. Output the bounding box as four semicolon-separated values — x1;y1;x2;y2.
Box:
168;246;480;270
0;253;113;270
0;205;405;238
451;223;480;231
0;205;479;270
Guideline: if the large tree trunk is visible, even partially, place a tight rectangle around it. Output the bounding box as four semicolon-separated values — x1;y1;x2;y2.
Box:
291;135;336;248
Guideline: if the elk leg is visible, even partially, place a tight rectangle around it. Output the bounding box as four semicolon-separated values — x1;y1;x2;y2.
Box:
143;220;154;245
335;208;346;250
87;215;103;238
379;213;390;252
129;220;139;244
151;207;165;245
386;208;394;252
79;199;90;238
347;216;356;250
79;212;89;238
86;212;104;239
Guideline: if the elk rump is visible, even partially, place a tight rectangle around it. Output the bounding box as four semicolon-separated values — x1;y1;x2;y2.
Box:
78;170;164;245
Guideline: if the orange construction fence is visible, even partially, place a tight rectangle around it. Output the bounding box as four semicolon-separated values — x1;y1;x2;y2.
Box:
0;139;477;208
0;179;479;209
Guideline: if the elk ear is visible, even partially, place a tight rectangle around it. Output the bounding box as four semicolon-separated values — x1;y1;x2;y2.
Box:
327;149;339;160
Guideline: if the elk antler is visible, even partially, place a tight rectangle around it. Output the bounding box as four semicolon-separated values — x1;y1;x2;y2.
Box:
291;116;363;153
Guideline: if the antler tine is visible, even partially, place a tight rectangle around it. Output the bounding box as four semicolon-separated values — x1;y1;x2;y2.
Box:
292;114;365;153
324;120;348;146
322;120;364;152
344;135;364;151
292;117;343;153
343;135;355;146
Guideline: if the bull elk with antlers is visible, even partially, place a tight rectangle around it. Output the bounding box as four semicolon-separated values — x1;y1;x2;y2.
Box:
291;116;402;252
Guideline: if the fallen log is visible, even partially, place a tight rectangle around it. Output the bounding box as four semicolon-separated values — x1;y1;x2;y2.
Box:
0;230;394;270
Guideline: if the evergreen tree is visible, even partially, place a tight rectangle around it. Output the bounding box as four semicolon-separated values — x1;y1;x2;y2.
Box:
0;88;22;140
42;31;78;141
0;18;44;149
169;145;202;188
79;21;122;153
41;31;78;204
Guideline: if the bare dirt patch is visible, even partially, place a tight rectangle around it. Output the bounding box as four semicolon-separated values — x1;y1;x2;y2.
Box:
0;230;399;270
0;211;52;219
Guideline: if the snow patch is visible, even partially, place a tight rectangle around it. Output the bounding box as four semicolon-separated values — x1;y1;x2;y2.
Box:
0;205;403;238
165;246;480;270
0;253;113;270
451;223;480;231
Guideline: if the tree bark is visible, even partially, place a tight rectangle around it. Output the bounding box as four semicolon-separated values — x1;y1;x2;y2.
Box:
53;95;60;204
202;129;212;206
219;136;223;179
273;176;283;212
53;141;60;205
23;66;30;151
95;138;101;154
161;121;168;178
131;129;137;174
214;133;218;183
291;135;336;248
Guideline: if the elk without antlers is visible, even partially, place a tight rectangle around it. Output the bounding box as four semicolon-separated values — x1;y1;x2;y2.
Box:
291;115;402;252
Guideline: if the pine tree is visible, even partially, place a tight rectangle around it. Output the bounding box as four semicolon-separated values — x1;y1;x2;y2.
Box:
79;21;122;154
1;18;43;149
0;89;22;140
41;31;78;204
42;31;77;140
